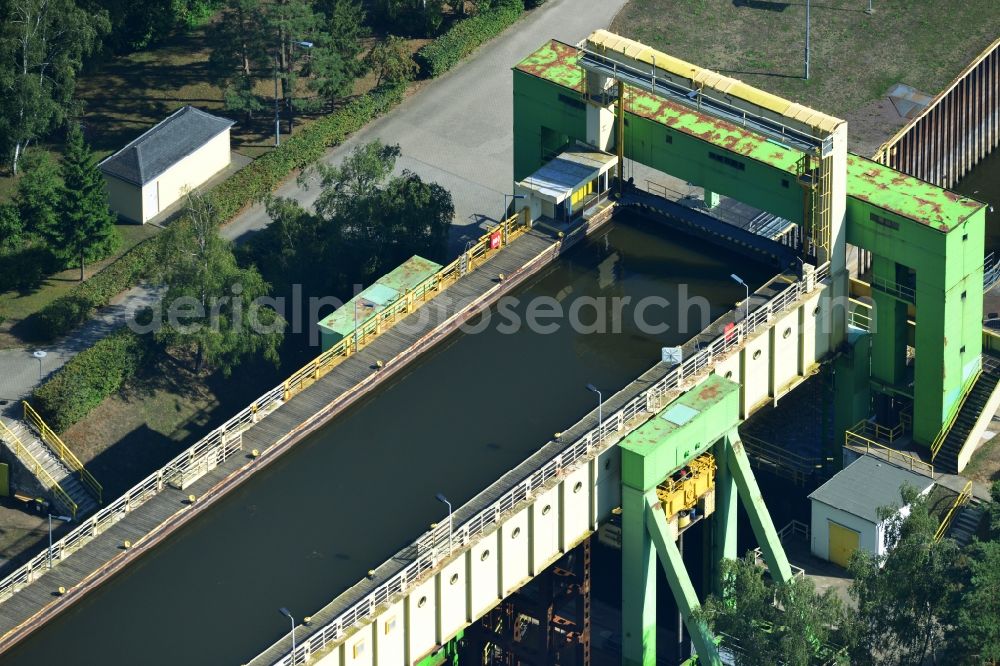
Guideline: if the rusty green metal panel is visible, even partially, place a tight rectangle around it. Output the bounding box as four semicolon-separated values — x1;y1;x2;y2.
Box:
514;40;584;92
846;155;986;231
626;88;802;173
620;374;740;492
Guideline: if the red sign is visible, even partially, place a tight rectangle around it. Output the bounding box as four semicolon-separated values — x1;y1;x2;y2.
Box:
490;230;502;250
724;321;736;343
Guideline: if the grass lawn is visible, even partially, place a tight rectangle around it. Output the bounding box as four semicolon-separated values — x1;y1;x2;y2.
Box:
0;223;160;347
611;0;1000;152
961;429;1000;483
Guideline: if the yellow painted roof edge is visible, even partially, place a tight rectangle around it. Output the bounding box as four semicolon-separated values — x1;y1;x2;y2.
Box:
586;29;844;135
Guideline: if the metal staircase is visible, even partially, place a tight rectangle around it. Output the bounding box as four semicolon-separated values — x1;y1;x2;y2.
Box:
946;500;986;548
934;355;1000;473
0;420;98;519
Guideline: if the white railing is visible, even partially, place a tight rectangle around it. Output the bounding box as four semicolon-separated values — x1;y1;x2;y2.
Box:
0;382;282;605
262;265;831;666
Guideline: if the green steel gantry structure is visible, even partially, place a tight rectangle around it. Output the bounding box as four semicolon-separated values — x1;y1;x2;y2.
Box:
512;31;989;664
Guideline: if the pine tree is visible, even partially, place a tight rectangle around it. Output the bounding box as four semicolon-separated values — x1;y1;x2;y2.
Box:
56;123;121;280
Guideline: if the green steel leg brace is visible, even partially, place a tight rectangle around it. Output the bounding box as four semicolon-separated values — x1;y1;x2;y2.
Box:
646;494;722;666
726;429;794;583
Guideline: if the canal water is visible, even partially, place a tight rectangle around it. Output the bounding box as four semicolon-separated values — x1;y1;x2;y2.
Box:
3;211;775;666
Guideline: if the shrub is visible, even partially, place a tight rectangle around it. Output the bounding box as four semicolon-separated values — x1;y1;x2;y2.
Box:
32;84;407;341
32;327;155;431
34;236;160;340
415;0;524;78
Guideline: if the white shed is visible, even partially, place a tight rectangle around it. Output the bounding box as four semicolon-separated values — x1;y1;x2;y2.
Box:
99;106;234;223
808;455;934;567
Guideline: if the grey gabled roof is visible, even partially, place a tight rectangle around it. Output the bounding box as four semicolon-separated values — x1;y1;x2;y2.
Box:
99;106;234;186
808;455;934;523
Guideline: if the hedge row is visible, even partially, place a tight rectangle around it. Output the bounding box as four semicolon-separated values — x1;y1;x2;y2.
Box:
33;84;407;342
416;0;525;78
32;327;155;432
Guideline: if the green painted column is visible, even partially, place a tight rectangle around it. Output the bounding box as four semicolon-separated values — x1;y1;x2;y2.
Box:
869;255;909;391
645;495;721;665
833;330;872;462
622;485;657;666
726;430;793;583
710;436;736;594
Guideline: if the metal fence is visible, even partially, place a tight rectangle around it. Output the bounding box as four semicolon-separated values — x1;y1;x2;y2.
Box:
261;265;831;666
0;214;531;610
23;401;102;504
0;419;78;519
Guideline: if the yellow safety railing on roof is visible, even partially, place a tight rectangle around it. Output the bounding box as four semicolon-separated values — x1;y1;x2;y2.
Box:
282;212;530;403
23;402;102;505
935;480;973;541
930;367;982;461
0;419;78;519
845;420;934;477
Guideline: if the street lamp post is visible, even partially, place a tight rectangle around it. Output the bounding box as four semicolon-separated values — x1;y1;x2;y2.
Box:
279;607;296;661
502;193;525;223
730;274;749;323
48;514;72;569
804;0;811;80
274;40;313;146
586;384;603;441
435;493;453;554
32;350;46;381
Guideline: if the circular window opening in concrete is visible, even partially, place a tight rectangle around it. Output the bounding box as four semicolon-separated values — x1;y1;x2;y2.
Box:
418;596;427;608
450;573;459;586
753;349;762;360
724;370;733;379
481;549;490;561
604;458;612;470
542;504;552;516
783;327;792;339
511;527;521;539
813;306;821;317
573;481;584;494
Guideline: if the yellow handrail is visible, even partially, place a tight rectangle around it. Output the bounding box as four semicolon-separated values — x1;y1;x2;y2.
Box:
930;368;982;460
282;212;530;403
935;480;973;541
23;402;102;504
845;421;934;477
0;419;78;519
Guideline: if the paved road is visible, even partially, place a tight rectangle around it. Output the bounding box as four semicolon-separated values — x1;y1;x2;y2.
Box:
220;0;629;251
0;0;625;411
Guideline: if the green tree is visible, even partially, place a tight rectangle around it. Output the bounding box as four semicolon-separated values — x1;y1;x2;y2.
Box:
946;539;1000;664
15;150;61;239
365;36;417;88
252;141;452;297
696;554;848;665
209;0;270;119
268;0;322;131
155;193;284;374
0;0;110;173
846;484;962;666
307;0;370;107
0;202;22;253
53;123;121;280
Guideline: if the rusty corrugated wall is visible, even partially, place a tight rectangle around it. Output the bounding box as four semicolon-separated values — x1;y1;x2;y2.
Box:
872;37;1000;188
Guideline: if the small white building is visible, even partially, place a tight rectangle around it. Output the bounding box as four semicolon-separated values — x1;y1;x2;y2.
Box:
808;455;934;567
99;106;234;223
515;149;617;224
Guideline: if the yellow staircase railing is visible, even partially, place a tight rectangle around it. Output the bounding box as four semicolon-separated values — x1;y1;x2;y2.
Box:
0;419;78;519
930;367;982;461
23;402;102;504
935;480;973;541
845;420;934;477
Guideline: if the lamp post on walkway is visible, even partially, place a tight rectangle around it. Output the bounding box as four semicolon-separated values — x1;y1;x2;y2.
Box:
48;514;72;569
279;607;296;660
435;493;453;554
586;383;603;441
32;350;46;381
730;274;749;323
